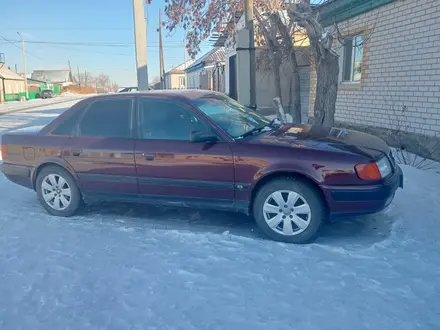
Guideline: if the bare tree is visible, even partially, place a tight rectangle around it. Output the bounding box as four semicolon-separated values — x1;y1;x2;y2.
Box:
288;1;339;126
253;7;304;123
163;0;305;123
96;73;111;89
151;76;160;84
111;82;120;92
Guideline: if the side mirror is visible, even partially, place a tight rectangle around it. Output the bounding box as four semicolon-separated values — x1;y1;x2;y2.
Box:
190;131;218;143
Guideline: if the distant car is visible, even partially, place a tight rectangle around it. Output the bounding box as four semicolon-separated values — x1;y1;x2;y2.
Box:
0;91;403;243
118;86;154;93
40;89;55;99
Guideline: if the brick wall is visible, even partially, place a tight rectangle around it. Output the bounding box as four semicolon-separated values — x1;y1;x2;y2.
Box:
309;0;440;136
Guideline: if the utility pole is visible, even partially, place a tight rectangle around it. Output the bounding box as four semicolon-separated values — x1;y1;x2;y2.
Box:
0;54;4;104
244;0;256;110
68;60;73;83
133;0;149;90
84;70;88;86
183;36;188;89
77;65;81;87
0;79;3;104
17;32;28;100
158;7;165;89
15;64;18;73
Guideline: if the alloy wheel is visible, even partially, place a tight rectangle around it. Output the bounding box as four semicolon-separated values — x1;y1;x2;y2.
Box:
263;190;312;236
41;174;72;211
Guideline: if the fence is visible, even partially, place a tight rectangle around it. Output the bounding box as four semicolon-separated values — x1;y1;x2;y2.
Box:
3;84;61;102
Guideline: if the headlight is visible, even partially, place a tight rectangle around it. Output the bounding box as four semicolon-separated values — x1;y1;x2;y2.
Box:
355;156;392;180
376;157;392;178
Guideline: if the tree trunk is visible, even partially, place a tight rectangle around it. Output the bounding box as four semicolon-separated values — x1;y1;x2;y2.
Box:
313;50;339;126
273;52;284;120
271;13;302;124
289;51;302;124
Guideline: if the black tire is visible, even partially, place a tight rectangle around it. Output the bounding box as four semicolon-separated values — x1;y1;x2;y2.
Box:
36;165;82;217
252;177;326;244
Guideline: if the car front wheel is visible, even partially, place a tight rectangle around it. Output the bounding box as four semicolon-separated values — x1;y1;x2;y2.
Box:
253;178;325;244
36;166;82;217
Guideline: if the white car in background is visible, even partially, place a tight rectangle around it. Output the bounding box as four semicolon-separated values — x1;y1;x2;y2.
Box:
117;86;155;93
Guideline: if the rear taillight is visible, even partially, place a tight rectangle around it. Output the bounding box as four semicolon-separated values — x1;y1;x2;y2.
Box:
355;163;382;180
0;144;7;160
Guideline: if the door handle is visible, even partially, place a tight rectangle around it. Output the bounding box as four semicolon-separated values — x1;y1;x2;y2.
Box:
143;153;155;161
71;149;82;156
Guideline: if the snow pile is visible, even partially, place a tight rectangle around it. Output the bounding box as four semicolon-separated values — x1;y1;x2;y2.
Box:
59;91;77;96
266;113;310;124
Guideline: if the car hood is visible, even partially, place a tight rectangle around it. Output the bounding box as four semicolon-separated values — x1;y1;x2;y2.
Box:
251;124;389;159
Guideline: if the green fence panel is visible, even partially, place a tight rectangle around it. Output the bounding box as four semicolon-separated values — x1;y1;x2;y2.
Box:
4;93;19;102
27;92;38;100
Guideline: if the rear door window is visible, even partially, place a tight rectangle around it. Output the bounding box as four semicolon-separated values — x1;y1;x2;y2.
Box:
78;99;133;138
51;108;85;136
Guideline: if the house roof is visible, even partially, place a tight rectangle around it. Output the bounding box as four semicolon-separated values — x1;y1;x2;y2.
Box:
165;59;195;75
167;68;185;75
27;78;47;85
31;69;72;83
185;48;225;73
0;66;25;81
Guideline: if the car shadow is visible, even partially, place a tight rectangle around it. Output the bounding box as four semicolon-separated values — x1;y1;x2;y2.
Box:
317;211;396;247
82;202;263;238
78;201;397;248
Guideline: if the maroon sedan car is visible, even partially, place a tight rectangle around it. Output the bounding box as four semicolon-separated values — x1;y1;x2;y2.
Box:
0;91;403;243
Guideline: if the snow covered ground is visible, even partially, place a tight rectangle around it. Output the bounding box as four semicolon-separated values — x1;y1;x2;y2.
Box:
0;95;86;116
0;97;86;144
0;103;440;329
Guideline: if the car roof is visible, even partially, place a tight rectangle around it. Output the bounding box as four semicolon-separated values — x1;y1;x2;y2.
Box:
86;89;225;102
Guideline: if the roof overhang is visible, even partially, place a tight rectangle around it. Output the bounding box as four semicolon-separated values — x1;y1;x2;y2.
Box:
319;0;393;26
186;61;205;73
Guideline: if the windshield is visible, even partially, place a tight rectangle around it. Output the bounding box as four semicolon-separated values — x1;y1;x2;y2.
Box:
191;95;271;138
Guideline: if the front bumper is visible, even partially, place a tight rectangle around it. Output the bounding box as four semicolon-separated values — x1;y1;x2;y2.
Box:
322;165;403;215
0;163;34;189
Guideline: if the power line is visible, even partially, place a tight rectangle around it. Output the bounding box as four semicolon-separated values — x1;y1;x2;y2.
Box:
8;40;135;47
1;40;212;52
41;43;134;57
0;36;64;64
0;36;211;72
0;40;204;48
1;27;133;31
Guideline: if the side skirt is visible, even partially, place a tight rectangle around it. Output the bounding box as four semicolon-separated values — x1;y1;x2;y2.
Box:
82;192;250;215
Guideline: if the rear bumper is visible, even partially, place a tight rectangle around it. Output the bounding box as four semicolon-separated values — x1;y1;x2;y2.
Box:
0;163;34;189
323;165;403;215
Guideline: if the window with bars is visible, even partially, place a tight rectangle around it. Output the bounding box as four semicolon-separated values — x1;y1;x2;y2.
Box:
342;35;364;83
179;77;185;87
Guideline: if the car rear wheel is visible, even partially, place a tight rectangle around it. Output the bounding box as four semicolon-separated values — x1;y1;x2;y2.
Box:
36;166;82;217
253;178;325;244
